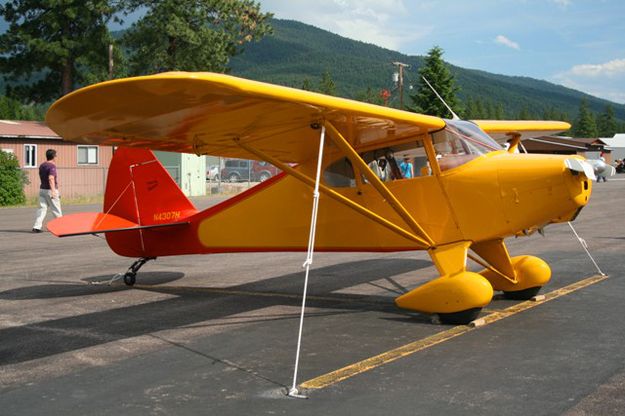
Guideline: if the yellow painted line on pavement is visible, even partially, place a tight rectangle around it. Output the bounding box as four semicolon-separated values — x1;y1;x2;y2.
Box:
300;274;608;391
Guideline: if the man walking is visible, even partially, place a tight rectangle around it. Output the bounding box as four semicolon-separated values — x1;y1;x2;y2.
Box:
32;149;62;232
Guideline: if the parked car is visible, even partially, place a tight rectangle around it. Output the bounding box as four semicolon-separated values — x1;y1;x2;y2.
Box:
206;165;219;181
221;159;280;182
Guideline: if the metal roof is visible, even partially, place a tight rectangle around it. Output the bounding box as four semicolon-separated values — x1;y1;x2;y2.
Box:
602;134;625;149
0;120;60;140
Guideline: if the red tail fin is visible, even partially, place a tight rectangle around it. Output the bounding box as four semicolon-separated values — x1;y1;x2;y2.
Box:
104;148;197;225
48;148;197;257
102;148;198;257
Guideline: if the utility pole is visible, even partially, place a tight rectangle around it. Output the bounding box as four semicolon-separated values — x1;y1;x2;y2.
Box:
108;44;114;79
392;62;410;110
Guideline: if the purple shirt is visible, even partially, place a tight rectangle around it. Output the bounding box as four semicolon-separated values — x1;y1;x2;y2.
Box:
39;161;58;190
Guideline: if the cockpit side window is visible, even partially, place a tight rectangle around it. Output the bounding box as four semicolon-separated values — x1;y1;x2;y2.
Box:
324;157;356;187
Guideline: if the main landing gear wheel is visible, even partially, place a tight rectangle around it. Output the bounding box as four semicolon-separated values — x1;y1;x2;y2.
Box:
122;257;156;287
503;286;542;300
438;307;482;325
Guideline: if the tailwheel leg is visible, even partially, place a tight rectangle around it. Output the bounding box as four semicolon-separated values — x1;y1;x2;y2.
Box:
123;257;156;286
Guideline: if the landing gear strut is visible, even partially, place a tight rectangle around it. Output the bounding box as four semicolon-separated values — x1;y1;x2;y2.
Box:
123;257;156;286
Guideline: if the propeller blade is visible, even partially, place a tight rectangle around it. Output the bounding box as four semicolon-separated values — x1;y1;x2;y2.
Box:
565;159;596;181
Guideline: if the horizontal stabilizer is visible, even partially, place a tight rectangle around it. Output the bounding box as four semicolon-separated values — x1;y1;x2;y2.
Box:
47;212;189;237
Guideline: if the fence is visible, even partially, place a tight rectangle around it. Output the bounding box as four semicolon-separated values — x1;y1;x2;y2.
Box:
22;167;108;200
21;160;281;201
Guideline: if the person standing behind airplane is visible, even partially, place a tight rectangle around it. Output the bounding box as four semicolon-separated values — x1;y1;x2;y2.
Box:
400;157;414;179
597;156;607;183
32;149;62;232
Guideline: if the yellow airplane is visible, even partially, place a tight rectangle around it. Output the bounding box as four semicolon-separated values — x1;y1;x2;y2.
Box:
45;72;594;324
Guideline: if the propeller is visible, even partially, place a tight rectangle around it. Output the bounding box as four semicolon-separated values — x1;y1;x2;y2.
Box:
565;158;596;181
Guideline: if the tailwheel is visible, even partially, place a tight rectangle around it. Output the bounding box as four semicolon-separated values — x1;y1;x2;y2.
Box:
438;307;482;325
123;272;137;286
122;257;156;287
503;286;541;300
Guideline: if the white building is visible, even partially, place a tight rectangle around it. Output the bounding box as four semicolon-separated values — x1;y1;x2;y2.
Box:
601;134;625;161
153;151;207;197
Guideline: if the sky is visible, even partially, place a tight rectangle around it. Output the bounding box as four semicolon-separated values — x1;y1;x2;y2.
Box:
259;0;625;104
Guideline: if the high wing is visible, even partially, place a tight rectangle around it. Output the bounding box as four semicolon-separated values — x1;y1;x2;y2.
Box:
472;120;571;142
46;72;445;163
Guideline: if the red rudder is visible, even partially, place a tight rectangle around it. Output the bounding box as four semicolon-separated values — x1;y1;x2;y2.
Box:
104;147;198;256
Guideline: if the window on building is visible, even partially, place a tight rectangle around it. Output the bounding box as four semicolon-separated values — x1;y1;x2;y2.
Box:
77;145;98;165
24;144;37;168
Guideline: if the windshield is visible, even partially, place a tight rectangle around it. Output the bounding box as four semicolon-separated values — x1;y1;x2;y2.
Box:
432;120;502;171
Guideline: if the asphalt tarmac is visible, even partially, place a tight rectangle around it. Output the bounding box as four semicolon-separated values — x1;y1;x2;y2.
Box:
1;176;624;415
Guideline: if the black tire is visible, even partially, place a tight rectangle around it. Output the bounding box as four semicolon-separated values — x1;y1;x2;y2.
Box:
228;173;240;183
438;307;482;325
503;286;541;300
258;171;271;182
123;272;136;286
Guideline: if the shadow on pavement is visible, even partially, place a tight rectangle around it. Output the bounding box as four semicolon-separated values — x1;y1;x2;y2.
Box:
0;258;431;366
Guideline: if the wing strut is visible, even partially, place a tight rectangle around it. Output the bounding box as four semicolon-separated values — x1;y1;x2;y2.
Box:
234;140;431;249
288;124;327;399
324;122;435;247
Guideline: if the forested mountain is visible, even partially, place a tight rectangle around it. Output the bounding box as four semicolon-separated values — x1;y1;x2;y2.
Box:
230;19;625;123
0;16;622;126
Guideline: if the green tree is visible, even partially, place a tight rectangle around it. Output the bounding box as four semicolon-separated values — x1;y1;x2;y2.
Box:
0;95;45;120
409;46;459;118
123;0;272;74
0;0;120;102
301;78;313;91
318;70;336;96
474;98;485;119
462;97;474;118
495;103;505;120
355;87;382;105
597;105;617;137
518;106;531;120
0;150;27;206
574;98;598;137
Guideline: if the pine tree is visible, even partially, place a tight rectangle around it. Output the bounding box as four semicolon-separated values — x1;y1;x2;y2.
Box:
474;98;485;119
484;101;495;119
543;106;557;120
318;70;336;96
495;103;505;120
574;98;598;137
0;0;120;102
462;97;473;118
518;106;531;120
355;87;381;104
123;0;272;75
301;78;313;91
596;105;617;137
0;95;44;120
409;46;459;118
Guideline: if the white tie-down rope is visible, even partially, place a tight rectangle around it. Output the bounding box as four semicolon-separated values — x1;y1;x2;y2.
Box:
567;222;606;276
288;124;326;399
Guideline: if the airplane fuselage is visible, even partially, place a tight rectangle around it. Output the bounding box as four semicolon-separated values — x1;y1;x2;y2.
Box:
104;149;591;258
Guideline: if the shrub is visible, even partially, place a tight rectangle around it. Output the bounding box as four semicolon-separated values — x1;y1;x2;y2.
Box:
0;150;28;206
